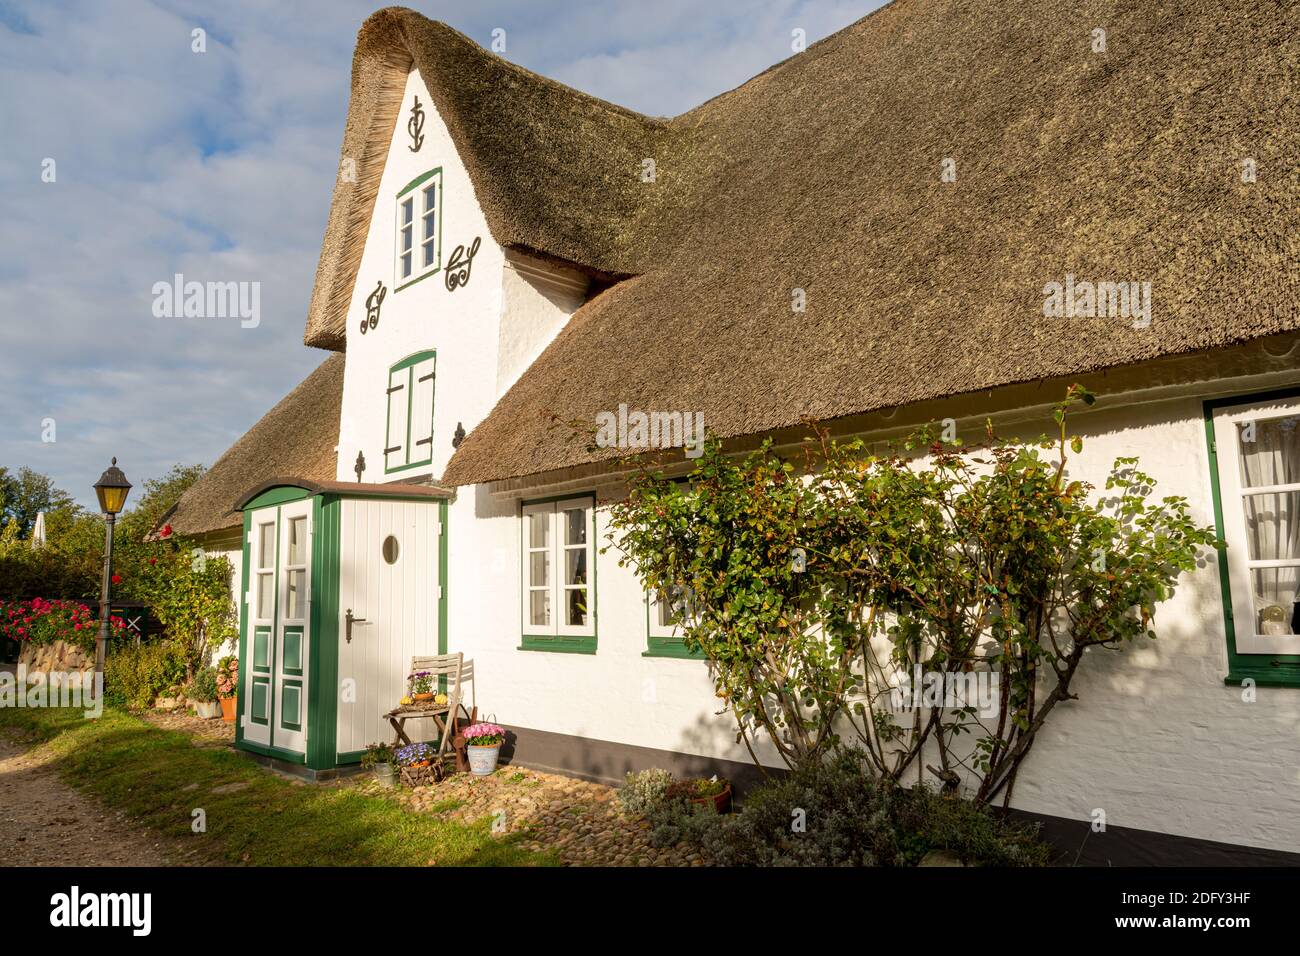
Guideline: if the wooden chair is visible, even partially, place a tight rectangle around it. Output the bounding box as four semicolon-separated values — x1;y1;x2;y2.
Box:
384;653;475;768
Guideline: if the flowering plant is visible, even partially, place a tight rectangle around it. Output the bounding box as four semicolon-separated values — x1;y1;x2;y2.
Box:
0;598;127;653
462;722;505;747
408;670;434;695
216;654;238;699
395;742;437;767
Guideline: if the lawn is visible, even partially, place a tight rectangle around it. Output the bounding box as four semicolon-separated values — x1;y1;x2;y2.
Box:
0;705;553;866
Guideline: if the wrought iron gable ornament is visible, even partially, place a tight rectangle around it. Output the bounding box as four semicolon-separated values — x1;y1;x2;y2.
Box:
354;451;366;482
407;95;425;152
445;236;481;292
360;280;386;335
452;422;466;449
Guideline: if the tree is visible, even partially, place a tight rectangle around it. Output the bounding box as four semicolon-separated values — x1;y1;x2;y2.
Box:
1;467;76;537
607;387;1218;805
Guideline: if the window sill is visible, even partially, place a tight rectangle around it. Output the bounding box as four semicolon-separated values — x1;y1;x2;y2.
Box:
518;639;596;655
1224;668;1300;688
643;646;705;661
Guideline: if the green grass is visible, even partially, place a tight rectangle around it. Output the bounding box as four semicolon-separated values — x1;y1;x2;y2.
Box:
0;706;555;867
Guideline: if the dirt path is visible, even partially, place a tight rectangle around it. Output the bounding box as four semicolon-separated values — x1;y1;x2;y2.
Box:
0;731;195;867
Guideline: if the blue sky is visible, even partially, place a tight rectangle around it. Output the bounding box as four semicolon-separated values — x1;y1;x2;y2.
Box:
0;0;878;510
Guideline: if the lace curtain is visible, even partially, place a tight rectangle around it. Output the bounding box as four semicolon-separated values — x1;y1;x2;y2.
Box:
1239;416;1300;635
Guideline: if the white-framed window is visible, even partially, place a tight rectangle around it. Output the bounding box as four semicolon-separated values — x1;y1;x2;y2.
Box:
649;584;696;639
384;350;436;473
253;518;276;622
1211;394;1300;658
394;168;441;289
521;496;595;649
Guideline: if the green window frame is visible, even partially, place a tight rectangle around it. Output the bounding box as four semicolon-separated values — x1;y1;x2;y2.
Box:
1205;386;1300;687
645;585;704;659
394;168;443;292
519;493;597;654
384;350;436;475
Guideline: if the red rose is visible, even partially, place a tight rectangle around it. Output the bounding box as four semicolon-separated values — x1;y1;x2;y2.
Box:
111;574;122;584
161;524;172;538
148;557;157;565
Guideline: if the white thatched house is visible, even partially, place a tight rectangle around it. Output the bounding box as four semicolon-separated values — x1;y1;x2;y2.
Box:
162;3;1300;863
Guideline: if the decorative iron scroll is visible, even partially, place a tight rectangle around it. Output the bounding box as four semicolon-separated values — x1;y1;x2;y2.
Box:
360;280;387;335
444;236;481;292
408;96;425;152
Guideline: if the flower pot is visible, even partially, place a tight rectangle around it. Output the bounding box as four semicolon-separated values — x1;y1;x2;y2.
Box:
413;692;434;702
194;700;222;720
219;696;237;722
466;743;501;776
690;783;732;814
374;762;397;788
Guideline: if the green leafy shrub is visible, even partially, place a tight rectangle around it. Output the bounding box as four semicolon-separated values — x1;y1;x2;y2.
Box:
106;640;188;709
190;665;218;702
695;750;1050;867
617;768;674;817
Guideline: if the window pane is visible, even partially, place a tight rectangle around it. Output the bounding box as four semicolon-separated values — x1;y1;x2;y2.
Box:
423;240;435;267
529;551;549;587
565;548;587;586
1242;492;1300;562
566;588;588;627
423;184;436;211
258;523;274;568
657;585;692;628
286;569;306;618
401;225;412;252
529;589;550;627
1238;416;1300;488
1251;567;1300;636
287;517;307;565
528;511;549;548
256;573;272;619
423;210;435;240
401;253;412;278
401;198;413;225
563;507;587;545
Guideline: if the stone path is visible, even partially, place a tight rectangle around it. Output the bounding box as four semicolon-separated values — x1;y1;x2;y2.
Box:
0;731;204;867
353;764;713;866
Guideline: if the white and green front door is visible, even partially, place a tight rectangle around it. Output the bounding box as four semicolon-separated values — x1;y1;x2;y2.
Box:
243;499;312;755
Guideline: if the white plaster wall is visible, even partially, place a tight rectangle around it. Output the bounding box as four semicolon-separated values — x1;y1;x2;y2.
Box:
447;389;1300;854
336;68;505;485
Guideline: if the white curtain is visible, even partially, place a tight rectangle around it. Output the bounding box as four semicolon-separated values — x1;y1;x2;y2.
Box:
1239;416;1300;634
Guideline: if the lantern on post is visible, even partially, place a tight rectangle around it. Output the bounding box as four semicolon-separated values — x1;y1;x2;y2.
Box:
92;458;132;701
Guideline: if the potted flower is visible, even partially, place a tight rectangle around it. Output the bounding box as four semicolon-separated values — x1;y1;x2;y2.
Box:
461;722;506;776
216;655;238;722
408;670;435;701
361;741;397;788
190;666;221;719
395;741;441;787
666;775;732;813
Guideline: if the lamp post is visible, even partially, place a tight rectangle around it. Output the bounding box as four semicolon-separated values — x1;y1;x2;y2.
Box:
93;458;131;698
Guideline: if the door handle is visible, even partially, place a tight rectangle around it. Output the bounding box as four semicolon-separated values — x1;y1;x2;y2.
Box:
345;608;368;644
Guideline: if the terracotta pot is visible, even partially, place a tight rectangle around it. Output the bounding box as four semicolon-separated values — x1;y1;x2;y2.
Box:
413;692;434;701
690;783;732;814
219;696;237;722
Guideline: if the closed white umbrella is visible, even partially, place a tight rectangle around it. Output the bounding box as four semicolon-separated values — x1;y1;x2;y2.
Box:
31;511;46;548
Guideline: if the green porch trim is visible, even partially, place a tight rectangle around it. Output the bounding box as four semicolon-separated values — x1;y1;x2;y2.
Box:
243;486;310;510
238;739;307;765
336;749;367;766
306;495;341;771
234;507;252;748
1203;387;1300;688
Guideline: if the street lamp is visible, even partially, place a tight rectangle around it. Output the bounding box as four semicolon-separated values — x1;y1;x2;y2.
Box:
92;458;132;699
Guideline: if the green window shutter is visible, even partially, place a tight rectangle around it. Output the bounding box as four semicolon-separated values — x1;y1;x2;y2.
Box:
384;367;407;471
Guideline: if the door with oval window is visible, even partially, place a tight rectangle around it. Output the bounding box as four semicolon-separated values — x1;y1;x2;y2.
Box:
242;500;312;755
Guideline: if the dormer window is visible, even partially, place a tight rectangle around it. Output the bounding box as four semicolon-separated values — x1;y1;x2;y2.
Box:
395;168;442;290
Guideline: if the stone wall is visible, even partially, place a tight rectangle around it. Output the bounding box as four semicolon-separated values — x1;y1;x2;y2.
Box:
18;640;94;675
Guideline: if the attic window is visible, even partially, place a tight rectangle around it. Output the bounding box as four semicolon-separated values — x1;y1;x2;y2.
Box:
395;168;442;290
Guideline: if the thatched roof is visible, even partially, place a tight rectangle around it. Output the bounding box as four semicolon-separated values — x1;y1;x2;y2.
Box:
304;7;669;350
162;355;344;536
437;0;1298;486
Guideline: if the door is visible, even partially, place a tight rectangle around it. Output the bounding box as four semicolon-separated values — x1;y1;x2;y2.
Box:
242;500;312;754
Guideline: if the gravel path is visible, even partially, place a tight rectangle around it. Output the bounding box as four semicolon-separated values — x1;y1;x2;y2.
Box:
0;730;201;866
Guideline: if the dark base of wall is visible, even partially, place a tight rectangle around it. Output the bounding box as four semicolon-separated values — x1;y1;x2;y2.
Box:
504;724;1300;867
